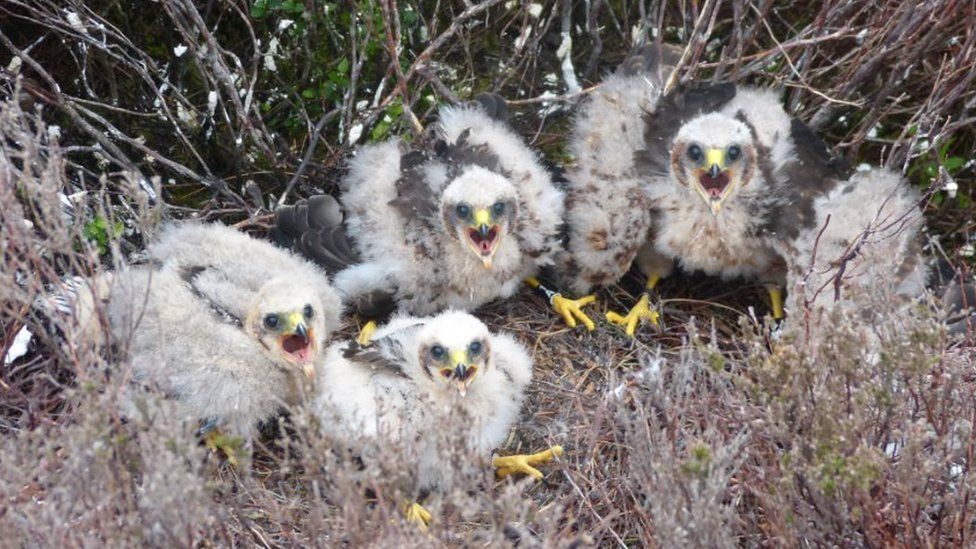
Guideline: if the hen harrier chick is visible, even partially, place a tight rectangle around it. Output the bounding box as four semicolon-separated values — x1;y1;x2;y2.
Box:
313;310;561;528
561;47;843;335
275;97;595;331
84;224;341;461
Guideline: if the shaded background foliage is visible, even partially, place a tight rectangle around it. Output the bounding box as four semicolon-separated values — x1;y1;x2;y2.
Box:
2;0;973;221
1;0;975;546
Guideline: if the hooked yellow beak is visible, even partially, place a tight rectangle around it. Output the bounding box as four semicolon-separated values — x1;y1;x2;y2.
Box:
705;148;724;175
696;148;733;214
464;208;502;268
449;349;468;367
473;209;491;227
449;349;470;397
279;312;316;379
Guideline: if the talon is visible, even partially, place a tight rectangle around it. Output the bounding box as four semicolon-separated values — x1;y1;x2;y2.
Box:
552;294;596;331
357;320;377;345
494;445;564;480
606;293;660;337
404;501;432;531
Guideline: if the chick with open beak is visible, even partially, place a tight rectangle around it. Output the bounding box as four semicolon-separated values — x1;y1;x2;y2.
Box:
453;201;510;269
439;166;518;271
249;294;323;380
685;143;746;214
426;338;486;397
673;115;754;215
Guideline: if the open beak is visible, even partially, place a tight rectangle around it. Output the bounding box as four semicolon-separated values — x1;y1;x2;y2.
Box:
696;148;733;214
280;314;316;378
450;350;471;397
465;209;502;268
453;363;469;397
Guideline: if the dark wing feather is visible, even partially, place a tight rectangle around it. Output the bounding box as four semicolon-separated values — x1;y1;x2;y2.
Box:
274;196;397;319
471;92;509;123
538;158;571;248
340;331;416;379
178;265;244;327
389;148;440;222
348;290;397;322
762;119;851;240
389;125;508;225
272;194;362;273
306;192;344;228
270;201;308;248
440;128;507;179
636;83;738;176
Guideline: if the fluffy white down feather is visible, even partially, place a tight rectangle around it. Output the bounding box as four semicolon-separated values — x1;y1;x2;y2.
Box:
338;105;564;313
781;168;928;319
437;106;564;262
561;82;802;293
148;222;342;332
89;224;342;443
559;73;663;294
312;310;533;493
643;88;794;284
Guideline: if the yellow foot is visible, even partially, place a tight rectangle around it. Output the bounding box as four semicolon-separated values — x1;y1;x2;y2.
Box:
765;283;784;320
606;293;660;337
203;427;243;467
552;294;597;331
494;445;564;479
357;320;377;345
403;501;432;531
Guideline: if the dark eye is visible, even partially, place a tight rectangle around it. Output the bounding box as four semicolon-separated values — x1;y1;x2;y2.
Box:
491;202;505;216
303;304;314;319
263;314;279;329
469;341;482;355
727;145;741;161
686;144;703;162
430;345;446;360
455;204;470;219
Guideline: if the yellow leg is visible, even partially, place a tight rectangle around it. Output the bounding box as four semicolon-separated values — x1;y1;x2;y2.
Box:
766;283;784;320
606;273;662;337
526;278;596;331
203;428;242;467
493;445;564;480
357;320;377;345
403;501;432;531
645;272;661;292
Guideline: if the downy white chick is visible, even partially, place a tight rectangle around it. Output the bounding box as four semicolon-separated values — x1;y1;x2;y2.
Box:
561;45;845;335
274;96;595;329
90;223;342;456
312;310;560;527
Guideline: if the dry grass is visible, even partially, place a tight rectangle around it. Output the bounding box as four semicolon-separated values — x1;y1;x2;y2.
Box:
2;1;975;546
